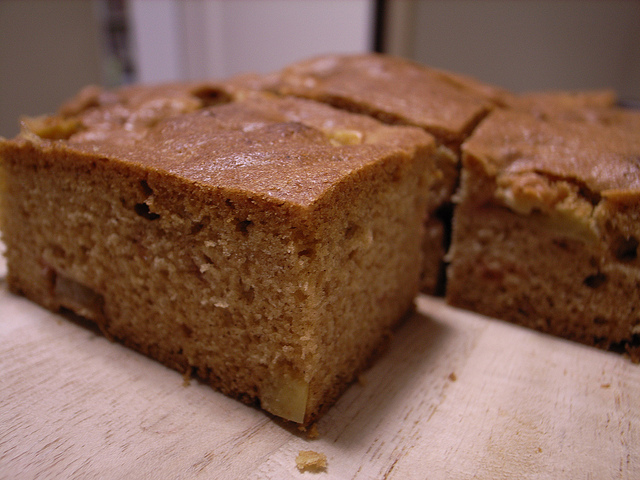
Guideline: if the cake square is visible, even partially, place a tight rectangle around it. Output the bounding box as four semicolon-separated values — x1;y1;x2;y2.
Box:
0;83;439;424
446;107;640;361
268;53;509;294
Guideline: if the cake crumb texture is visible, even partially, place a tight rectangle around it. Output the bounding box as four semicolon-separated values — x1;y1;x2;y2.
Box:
447;108;640;362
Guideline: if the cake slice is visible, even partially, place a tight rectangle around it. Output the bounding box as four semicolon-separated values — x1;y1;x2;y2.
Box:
446;107;640;361
0;83;439;424
268;53;509;294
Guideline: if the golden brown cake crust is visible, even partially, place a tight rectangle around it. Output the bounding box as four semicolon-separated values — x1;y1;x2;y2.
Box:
504;89;619;120
19;88;434;209
272;53;497;147
463;108;640;197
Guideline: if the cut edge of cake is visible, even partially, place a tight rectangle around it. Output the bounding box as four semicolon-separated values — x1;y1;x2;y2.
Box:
446;108;640;362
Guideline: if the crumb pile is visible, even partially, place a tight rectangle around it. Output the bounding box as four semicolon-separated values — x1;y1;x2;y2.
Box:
296;450;327;473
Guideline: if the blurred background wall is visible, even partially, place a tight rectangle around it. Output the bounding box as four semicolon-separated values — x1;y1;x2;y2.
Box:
128;0;374;83
1;0;639;139
383;0;640;99
1;0;103;138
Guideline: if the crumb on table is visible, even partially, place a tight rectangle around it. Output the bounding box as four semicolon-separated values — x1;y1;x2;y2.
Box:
182;368;193;387
296;450;327;473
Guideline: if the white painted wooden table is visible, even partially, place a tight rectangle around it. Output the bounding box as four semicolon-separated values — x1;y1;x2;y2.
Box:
1;243;638;479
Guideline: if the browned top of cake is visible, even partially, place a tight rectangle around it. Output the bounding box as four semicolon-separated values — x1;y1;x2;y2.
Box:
7;83;436;209
504;89;619;122
272;53;499;146
463;108;640;198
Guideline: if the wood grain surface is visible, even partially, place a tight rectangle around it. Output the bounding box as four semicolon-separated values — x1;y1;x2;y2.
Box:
1;245;638;479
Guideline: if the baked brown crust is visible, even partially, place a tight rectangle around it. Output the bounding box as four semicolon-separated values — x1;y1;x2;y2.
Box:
273;53;498;147
463;108;640;195
504;89;619;120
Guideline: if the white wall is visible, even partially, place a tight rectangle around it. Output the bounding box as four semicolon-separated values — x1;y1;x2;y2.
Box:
127;0;186;83
129;0;375;83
